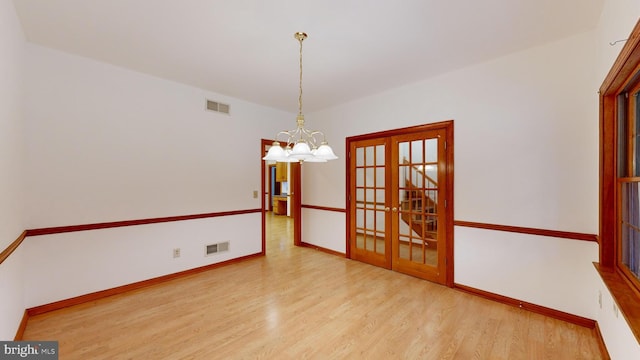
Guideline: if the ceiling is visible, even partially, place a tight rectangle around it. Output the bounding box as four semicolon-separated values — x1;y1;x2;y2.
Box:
13;0;604;113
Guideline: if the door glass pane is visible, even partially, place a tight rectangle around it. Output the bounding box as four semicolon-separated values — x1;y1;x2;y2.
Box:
426;138;437;163
365;146;375;166
399;142;409;164
355;208;364;250
366;168;374;186
411;140;423;163
376;168;385;187
365;189;375;203
376;145;385;165
374;209;385;254
365;231;374;251
356;147;365;166
356;168;364;187
396;138;439;267
398;235;410;260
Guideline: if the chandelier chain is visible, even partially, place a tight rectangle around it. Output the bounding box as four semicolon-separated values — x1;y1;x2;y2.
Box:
298;35;303;116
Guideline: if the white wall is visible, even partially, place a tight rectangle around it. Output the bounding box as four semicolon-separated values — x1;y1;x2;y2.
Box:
302;30;601;319
302;208;345;253
24;44;292;228
0;0;26;340
456;227;599;318
20;44;292;308
594;1;640;359
308;30;599;231
23;213;261;307
305;31;597;222
595;0;640;82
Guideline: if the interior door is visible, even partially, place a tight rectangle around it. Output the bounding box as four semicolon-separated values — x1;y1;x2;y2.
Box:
349;138;391;268
347;122;452;286
391;129;447;283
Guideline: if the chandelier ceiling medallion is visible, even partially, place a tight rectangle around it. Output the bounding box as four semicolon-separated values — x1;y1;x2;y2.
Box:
263;32;338;163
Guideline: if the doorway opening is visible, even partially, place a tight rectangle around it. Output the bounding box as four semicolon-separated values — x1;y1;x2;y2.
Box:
261;139;302;254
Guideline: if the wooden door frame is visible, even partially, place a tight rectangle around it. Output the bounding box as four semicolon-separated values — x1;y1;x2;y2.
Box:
261;139;302;254
345;121;454;286
268;164;275;212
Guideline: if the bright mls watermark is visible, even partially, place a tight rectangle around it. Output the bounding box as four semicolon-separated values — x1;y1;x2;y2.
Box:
0;342;58;359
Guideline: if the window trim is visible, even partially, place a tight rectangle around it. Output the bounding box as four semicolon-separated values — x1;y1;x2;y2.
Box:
599;18;640;343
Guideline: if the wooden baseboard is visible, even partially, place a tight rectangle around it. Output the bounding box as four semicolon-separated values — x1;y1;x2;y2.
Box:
300;242;346;257
14;310;29;340
454;283;596;329
27;253;263;316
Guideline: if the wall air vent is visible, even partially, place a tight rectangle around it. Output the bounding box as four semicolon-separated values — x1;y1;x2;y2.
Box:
205;241;230;256
205;99;230;115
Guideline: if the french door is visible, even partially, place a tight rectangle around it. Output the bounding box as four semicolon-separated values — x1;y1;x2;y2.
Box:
349;137;390;268
347;122;453;285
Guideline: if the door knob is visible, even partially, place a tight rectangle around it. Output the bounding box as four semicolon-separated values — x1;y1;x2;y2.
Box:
392;207;398;212
385;207;390;212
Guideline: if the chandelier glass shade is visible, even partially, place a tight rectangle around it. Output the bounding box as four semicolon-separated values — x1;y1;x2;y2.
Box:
263;32;338;163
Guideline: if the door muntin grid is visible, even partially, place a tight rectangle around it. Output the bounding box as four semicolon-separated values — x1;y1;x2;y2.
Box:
355;144;386;255
397;138;439;266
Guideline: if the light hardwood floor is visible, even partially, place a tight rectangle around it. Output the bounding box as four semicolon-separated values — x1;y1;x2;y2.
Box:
22;213;604;359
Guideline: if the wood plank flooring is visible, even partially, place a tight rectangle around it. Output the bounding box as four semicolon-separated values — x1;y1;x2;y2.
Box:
22;213;604;359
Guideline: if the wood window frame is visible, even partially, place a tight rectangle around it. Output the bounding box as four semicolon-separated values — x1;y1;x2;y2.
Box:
599;18;640;343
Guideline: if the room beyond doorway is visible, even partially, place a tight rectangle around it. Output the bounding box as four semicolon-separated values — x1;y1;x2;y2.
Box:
261;139;302;254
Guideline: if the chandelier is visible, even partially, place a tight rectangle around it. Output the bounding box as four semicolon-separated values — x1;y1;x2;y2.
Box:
263;32;338;163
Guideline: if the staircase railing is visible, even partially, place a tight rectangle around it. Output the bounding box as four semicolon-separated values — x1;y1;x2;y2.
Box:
402;158;437;204
399;158;438;248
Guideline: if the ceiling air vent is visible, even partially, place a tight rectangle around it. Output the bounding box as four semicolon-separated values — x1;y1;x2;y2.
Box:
206;99;230;115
